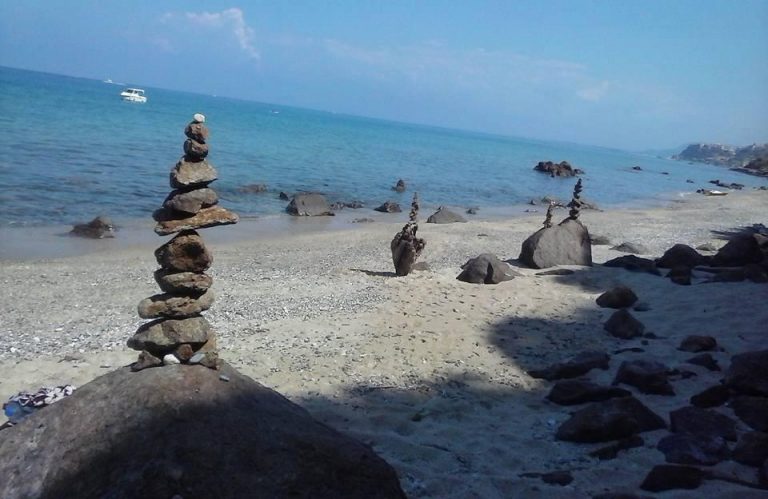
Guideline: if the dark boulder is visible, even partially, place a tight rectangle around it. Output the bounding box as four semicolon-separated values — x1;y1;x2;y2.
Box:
640;465;704;492
0;364;405;499
546;379;630;405
596;285;638;309
183;138;209;161
533;160;582;177
726;350;768;396
555;396;665;443
528;350;610;381
456;254;515;284
614;359;675;395
656;244;706;268
733;431;768;466
137;290;215;319
657;433;729;465
70;215;115;239
603;255;661;275
184;122;209;143
690;384;730;408
154;270;213;294
730;396;768;432
713;232;765;267
518;218;592;269
374;201;402;213
286;193;334;216
678;335;717;353
392;179;406;192
426;207;467;224
670;406;738;441
604;309;645;339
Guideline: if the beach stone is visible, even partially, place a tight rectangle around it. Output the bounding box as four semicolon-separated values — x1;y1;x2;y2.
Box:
640;465;704;492
690;384;730;407
70;215;115;239
183;138;209;160
154;231;212;272
131;350;163;372
712;232;765;267
137;290;215;319
614;359;675;395
656;244;706;268
128;316;212;353
685;353;720;371
730;396;768;431
163;188;218;215
604;309;645;339
666;265;692;285
670;406;738;441
518;218;592;269
733;432;768;466
528;350;610;381
611;242;649;254
0;364;406;499
154;206;239;235
237;183;268;194
184;122;209;143
174;343;195;362
546;379;630;405
162;353;180;364
603;255;661;275
392;179;406;192
154;269;212;294
170;159;218;189
657;433;729;465
725;349;768;396
678;335;717;353
555;396;665;443
374;201;402;213
426;207;467;224
596;285;638;309
456;254;515;284
533;160;581;177
286;193;333;216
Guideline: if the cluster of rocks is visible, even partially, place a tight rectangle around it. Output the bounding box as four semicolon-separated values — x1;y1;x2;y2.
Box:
70;215;115;239
390;193;425;276
533;160;585;177
128;114;239;371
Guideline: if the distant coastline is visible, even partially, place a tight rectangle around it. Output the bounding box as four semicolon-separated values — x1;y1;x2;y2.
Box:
673;142;768;177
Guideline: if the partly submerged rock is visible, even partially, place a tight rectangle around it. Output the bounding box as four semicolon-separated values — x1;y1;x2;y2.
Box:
426;207;467;224
0;363;406;499
286;193;334;216
70;215;115;239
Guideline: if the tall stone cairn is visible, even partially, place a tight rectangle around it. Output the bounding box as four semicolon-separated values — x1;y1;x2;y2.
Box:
543;201;555;228
390;192;426;276
128;113;239;371
567;178;583;220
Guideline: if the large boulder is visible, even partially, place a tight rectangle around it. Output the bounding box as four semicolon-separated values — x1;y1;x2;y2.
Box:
0;364;406;499
426;207;467;224
725;349;768;396
712;232;766;267
656;244;706;269
286;193;334;216
518;218;592;269
456;254;515;284
555;396;666;443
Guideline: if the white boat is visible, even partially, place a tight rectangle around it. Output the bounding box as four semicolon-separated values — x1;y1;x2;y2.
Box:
120;88;147;103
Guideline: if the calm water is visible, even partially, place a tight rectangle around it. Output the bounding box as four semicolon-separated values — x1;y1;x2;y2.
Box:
1;66;765;229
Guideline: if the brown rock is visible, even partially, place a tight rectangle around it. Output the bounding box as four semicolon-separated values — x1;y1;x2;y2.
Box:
184;122;209;143
154;269;213;294
183;138;209;161
154;230;212;272
130;350;163;372
163;188;219;215
128;316;212;353
170;159;218;189
70;215;115;239
154;206;239;235
137;290;215;319
596;285;638;309
174;343;196;362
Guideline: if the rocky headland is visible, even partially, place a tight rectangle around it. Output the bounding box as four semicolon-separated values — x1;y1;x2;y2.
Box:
673;143;768;177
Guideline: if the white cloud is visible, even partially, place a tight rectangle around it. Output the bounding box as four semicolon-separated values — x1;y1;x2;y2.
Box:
163;8;259;60
577;80;614;102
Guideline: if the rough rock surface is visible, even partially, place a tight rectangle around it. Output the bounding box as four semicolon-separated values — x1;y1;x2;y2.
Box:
127;316;212;353
154;270;213;294
137;290;215;319
70;215;115;239
154;231;213;273
604;309;645;339
0;364;406;499
426;207;467;224
286;193;333;216
518;218;592;269
154;206;239;235
596;285;638;309
456;254;515;284
533;160;582;177
726;350;768;396
614;359;675;395
170;159;218;189
163;188;219;215
555;396;666;443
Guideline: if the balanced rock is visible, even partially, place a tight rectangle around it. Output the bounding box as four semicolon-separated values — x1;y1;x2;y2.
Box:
137;290;215;319
0;364;406;499
70;215;115;239
128;316;212;353
184;122;209;143
555;396;665;443
183;138;209;160
286;193;333;216
614;359;675;395
596;285;638;309
154;269;213;294
518;218;592;269
427;207;467;224
154;230;212;272
604;309;645;339
170;159;218;189
154;206;239;235
457;254;515;284
163;188;218;215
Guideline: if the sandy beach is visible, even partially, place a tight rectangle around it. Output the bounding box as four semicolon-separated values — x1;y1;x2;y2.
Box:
1;190;767;498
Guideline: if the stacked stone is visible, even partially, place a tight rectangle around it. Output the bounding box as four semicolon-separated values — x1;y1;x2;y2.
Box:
128;113;239;371
390;192;426;276
567;178;583;220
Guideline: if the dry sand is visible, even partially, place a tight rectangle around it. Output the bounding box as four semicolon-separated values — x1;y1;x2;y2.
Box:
1;190;767;498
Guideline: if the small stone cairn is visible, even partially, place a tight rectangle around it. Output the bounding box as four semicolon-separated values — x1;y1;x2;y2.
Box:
128;114;239;371
391;192;426;276
567;178;583;220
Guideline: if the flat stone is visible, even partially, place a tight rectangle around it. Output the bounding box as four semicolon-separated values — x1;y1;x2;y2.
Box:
137;290;215;319
154;270;212;294
130;350;163;372
170;159;218;189
733;431;768;466
604;309;645;339
528;350;610;381
614;359;675;395
546;379;631;405
685;353;720;371
690;384;730;408
657;433;729;465
730;396;768;432
726;349;768;396
154;230;212;272
163;188;218;215
596;285;638;308
555;396;666;443
640;465;704;492
154;206;239;235
128;316;212;353
670;406;738;441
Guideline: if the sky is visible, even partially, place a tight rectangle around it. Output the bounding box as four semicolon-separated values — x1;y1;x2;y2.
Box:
1;0;766;150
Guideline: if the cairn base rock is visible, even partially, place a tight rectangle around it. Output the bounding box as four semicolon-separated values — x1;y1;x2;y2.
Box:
519;218;592;269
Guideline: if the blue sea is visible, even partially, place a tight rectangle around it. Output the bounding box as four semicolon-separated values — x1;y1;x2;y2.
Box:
1;65;765;230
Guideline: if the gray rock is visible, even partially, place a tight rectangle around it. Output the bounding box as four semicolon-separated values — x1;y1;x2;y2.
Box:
456;254;515;284
374;201;402;213
426;207;467;224
614;359;675;395
528;350;610;380
286;193;333;216
154;231;212;273
604;309;645;339
726;349;768;396
154;206;239;235
0;364;406;499
657;433;729;465
154;270;213;294
590;234;611;245
163;188;219;215
128;316;212;354
237;183;268;194
611;242;649;254
518;218;592;269
137;290;215;319
555;396;665;443
70;216;115;239
170;159;218;189
596;285;638;309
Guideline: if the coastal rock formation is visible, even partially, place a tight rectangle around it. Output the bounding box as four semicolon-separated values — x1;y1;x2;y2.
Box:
70;215;115;239
0;363;406;499
533;160;584;177
456;253;515;284
427;207;467;224
375;201;402;213
130;114;239;370
518;179;592;268
674;143;768;176
392;179;406;192
286;193;333;216
390;193;425;276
